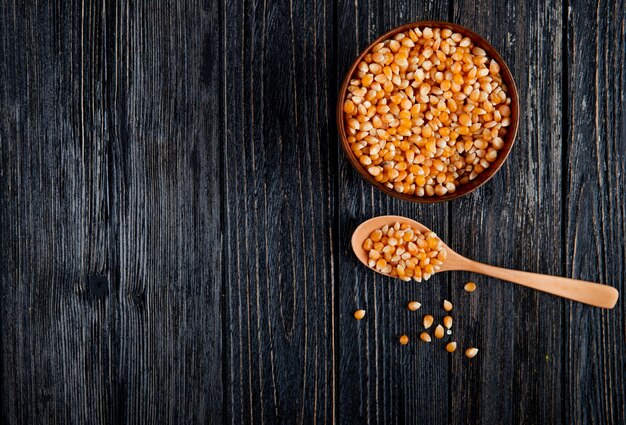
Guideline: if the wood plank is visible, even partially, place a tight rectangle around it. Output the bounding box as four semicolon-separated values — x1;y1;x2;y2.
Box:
222;0;335;422
564;0;626;423
450;1;564;424
0;0;224;422
112;0;224;422
336;3;453;424
0;0;116;423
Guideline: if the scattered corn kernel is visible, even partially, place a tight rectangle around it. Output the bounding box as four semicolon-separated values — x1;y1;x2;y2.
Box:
343;26;511;197
446;342;457;352
407;301;422;311
465;347;479;358
423;314;434;329
399;334;410;345
464;282;477;292
443;299;453;311
434;324;445;339
420;332;432;343
353;309;366;320
443;315;453;329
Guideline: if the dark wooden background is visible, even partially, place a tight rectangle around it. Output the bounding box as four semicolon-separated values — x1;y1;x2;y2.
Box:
1;0;624;423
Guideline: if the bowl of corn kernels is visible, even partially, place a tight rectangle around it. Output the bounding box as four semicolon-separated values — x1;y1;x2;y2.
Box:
337;21;519;202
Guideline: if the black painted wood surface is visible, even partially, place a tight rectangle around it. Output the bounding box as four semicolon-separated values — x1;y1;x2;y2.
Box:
1;0;624;424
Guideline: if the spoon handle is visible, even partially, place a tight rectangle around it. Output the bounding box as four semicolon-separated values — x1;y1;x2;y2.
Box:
463;260;619;309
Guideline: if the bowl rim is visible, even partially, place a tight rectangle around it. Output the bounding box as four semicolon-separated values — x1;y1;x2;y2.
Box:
337;20;520;203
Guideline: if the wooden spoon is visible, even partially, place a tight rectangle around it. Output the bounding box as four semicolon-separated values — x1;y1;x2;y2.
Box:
352;215;619;309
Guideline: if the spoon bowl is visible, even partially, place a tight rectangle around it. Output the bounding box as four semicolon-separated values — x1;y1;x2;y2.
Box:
352;215;462;274
352;215;619;309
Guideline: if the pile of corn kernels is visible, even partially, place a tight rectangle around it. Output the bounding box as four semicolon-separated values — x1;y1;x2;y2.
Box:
343;26;512;197
362;221;446;281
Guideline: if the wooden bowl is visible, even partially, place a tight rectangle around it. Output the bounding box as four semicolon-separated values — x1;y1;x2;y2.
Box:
337;21;520;203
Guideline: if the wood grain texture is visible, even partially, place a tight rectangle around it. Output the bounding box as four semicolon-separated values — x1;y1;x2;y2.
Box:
114;1;223;422
0;1;116;422
336;2;453;424
222;0;335;422
1;0;625;423
450;1;565;424
564;0;626;423
0;0;223;423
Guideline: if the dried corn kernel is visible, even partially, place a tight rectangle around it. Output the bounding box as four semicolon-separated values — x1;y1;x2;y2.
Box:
465;347;479;358
434;325;445;339
446;342;457;352
353;309;366;320
423;314;434;329
464;282;477;292
407;301;421;311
